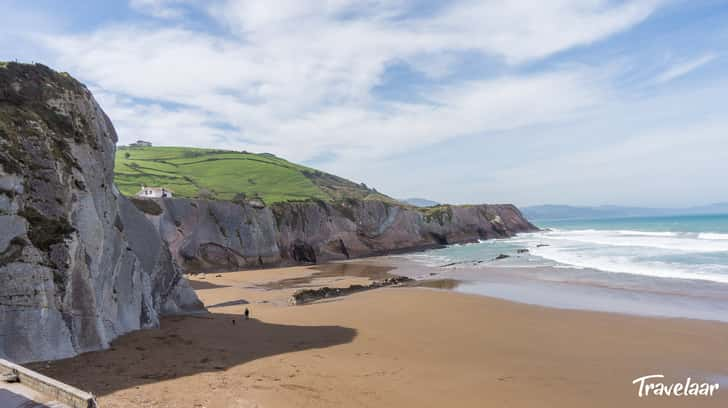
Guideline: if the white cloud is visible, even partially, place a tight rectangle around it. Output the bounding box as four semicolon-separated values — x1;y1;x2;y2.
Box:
655;53;717;83
129;0;191;19
12;0;727;206
38;0;660;166
210;0;662;63
91;88;253;151
423;0;663;63
485;117;728;206
208;0;412;33
46;24;606;162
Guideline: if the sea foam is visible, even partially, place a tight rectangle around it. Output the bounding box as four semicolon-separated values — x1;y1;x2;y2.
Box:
516;228;728;283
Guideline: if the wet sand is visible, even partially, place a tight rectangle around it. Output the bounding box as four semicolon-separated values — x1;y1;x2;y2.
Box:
31;261;728;407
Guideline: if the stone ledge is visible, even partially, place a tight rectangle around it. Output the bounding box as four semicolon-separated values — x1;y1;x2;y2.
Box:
0;358;97;408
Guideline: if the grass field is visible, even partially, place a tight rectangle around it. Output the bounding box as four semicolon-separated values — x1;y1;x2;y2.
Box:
115;146;395;204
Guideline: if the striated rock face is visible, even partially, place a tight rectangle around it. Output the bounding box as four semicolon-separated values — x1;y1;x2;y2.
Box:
136;197;537;273
0;63;201;363
136;198;281;272
0;62;535;360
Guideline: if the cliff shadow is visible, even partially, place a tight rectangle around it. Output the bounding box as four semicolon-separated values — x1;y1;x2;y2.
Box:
28;313;356;397
187;279;231;290
0;389;56;408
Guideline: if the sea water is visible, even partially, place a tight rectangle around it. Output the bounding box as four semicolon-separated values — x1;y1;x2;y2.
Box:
397;214;728;321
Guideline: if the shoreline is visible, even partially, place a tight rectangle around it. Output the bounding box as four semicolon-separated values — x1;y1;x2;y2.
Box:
30;260;728;407
376;253;728;323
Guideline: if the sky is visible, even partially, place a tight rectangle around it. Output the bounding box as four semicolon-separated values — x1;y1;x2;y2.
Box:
1;0;727;207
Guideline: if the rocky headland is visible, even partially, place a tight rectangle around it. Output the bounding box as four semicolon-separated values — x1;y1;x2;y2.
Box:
0;63;202;363
0;62;536;363
131;197;537;273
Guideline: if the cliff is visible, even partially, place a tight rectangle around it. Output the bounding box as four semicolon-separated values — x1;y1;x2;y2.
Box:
132;198;537;272
0;63;202;363
0;62;536;363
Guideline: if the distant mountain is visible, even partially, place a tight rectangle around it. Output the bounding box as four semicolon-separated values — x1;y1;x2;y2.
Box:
687;202;728;215
402;198;440;207
523;203;728;221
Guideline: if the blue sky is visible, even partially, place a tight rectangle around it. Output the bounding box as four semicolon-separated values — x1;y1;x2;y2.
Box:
2;0;727;207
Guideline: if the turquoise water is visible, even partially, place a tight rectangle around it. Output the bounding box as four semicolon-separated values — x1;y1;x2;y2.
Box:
404;214;728;284
398;213;728;321
530;214;728;283
540;214;728;234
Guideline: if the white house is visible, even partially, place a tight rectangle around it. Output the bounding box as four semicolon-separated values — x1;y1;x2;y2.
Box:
136;185;173;198
129;140;153;147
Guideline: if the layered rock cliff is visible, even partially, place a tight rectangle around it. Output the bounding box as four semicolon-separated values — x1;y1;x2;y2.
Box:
132;197;537;273
0;62;536;363
0;63;202;363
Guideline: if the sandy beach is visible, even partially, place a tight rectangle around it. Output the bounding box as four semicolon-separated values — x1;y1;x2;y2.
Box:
31;261;728;407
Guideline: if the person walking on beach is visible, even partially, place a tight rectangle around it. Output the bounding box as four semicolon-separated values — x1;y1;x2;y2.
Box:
244;307;250;320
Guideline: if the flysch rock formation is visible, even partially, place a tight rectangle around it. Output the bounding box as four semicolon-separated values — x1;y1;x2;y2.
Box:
0;63;202;364
132;197;538;273
0;62;537;363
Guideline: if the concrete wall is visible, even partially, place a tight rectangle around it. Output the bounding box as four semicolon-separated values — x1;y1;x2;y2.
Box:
0;359;97;408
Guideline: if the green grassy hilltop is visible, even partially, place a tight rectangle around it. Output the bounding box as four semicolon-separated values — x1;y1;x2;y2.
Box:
115;146;394;204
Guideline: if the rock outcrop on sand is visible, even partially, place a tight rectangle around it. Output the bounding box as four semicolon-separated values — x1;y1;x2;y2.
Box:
134;197;537;273
0;63;202;363
289;276;414;305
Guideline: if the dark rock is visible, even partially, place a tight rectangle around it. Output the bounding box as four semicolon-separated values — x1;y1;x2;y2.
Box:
129;197;163;215
289;275;413;305
142;196;537;273
291;240;317;263
494;254;510;260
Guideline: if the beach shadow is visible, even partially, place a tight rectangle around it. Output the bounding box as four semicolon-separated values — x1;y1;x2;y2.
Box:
206;299;249;308
0;389;54;408
28;313;356;398
187;280;230;290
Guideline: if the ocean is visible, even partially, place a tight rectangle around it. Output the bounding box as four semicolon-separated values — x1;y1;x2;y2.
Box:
396;214;728;322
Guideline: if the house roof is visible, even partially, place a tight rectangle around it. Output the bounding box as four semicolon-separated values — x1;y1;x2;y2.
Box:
138;187;174;192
